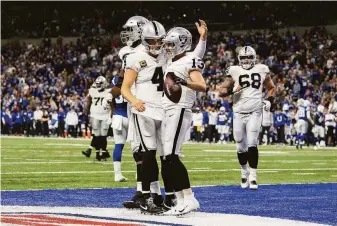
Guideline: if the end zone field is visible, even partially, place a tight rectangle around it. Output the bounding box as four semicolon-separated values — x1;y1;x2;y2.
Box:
1;136;337;225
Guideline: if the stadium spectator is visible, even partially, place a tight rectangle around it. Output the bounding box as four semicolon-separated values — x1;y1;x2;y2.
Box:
33;106;43;136
41;110;49;137
65;108;78;138
57;108;66;137
192;107;203;143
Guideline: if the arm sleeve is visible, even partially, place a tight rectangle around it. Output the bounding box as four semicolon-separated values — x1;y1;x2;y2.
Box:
192;39;207;59
125;54;141;73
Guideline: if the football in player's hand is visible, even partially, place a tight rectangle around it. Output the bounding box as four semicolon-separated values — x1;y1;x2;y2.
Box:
164;72;182;103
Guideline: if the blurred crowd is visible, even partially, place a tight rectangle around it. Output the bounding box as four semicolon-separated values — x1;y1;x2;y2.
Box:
1;3;337;146
2;2;336;38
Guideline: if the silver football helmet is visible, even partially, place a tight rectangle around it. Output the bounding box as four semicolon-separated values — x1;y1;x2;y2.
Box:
163;27;192;57
238;46;257;69
95;76;107;90
141;21;166;55
120;16;149;47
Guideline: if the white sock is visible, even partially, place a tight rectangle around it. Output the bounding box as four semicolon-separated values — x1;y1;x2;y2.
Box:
175;191;184;205
241;164;248;178
250;168;257;182
89;145;93;149
136;182;142;192
183;190;195;202
150;181;161;195
113;161;121;176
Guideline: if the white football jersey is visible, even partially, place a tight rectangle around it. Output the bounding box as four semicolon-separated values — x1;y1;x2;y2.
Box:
119;44;146;69
119;44;145;96
89;88;112;120
227;64;270;113
125;50;167;120
163;53;204;110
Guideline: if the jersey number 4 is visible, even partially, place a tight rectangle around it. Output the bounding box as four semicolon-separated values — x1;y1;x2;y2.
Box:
239;73;261;89
151;67;164;91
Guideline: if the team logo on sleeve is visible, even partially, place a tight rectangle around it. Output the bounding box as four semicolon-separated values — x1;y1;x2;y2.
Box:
139;60;147;68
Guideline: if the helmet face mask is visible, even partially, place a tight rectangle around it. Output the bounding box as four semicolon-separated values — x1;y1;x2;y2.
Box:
141;21;166;56
144;38;164;55
120;16;149;47
238;46;256;69
120;27;141;47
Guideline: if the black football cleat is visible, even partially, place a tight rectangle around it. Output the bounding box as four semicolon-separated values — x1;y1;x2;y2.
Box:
162;195;177;211
95;151;101;161
102;150;111;159
140;197;164;215
82;149;91;158
152;193;164;207
123;191;144;209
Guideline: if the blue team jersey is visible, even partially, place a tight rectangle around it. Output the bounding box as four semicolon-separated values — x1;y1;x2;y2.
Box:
274;113;287;127
112;76;128;118
297;106;308;120
315;112;325;126
217;112;228;126
58;112;66;122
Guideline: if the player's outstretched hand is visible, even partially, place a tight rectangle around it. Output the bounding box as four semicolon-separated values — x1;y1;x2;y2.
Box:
132;99;146;112
196;19;207;41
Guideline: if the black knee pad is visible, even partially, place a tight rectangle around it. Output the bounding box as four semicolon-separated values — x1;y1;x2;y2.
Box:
133;151;143;163
248;146;259;168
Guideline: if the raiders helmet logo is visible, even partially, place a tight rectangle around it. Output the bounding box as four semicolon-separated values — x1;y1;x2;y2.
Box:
179;35;187;46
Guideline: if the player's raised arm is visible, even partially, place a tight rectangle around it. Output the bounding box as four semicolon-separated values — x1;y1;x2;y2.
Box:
121;69;145;112
192;19;207;58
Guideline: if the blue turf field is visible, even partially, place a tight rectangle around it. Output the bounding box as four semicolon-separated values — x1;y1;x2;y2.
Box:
2;183;337;225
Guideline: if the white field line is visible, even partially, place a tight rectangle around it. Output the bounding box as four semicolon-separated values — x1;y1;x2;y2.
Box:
2;159;337;165
2;168;337;175
292;173;316;175
3;182;337;192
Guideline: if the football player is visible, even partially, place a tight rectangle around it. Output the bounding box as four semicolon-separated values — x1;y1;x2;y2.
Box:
121;20;207;214
122;20;167;214
161;27;206;216
295;98;314;149
217;106;230;144
84;76;113;161
111;76;128;182
312;105;326;150
82;82;98;158
220;46;276;190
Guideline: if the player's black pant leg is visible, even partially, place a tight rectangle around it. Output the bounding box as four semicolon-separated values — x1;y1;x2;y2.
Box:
141;150;155;194
171;155;190;191
150;150;159;183
160;156;174;194
237;152;248;165
90;135;96;149
248;146;259;169
133;151;143;182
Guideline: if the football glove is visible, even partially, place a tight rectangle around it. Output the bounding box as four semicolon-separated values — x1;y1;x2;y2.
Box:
172;76;188;86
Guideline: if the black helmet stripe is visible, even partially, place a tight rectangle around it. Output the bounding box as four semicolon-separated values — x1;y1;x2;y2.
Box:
152;21;158;36
245;46;247;53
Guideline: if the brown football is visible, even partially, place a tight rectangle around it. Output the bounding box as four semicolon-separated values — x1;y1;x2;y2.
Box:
164;72;182;103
